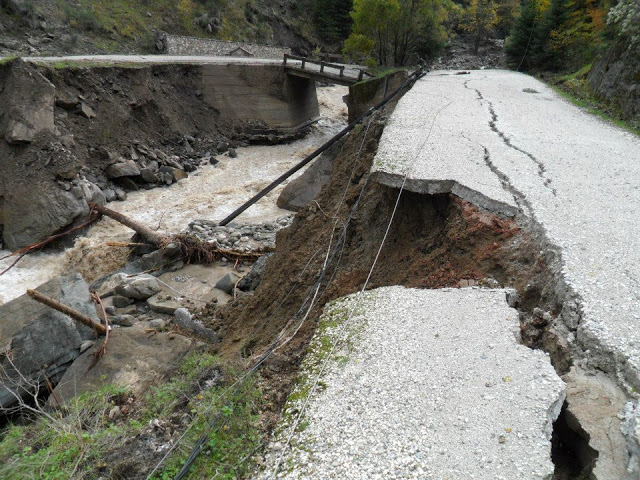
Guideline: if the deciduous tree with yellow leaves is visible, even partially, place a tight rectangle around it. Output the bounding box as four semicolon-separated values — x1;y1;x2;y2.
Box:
458;0;499;53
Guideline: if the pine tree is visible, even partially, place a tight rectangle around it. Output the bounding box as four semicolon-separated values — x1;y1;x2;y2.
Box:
505;0;540;70
315;0;354;42
533;0;569;70
459;0;499;53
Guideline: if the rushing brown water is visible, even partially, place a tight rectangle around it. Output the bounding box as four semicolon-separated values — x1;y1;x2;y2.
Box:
0;85;348;304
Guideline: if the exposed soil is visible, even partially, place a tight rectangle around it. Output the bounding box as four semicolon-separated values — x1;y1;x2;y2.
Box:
0;60;233;193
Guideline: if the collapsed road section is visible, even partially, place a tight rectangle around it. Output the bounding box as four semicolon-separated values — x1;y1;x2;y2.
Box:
261;287;565;479
250;69;640;479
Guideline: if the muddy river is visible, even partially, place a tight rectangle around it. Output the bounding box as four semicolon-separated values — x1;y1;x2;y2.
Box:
0;85;348;304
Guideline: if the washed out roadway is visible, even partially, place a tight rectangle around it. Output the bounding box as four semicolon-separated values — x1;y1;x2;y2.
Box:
372;69;640;393
258;69;640;478
260;287;565;479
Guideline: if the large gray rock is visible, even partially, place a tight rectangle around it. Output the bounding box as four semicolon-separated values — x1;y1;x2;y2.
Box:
215;271;242;294
1;60;55;145
588;38;640;121
277;151;333;212
115;274;161;300
49;323;195;406
0;274;100;410
147;293;182;314
106;160;140;179
237;253;272;291
174;308;218;344
1;183;89;250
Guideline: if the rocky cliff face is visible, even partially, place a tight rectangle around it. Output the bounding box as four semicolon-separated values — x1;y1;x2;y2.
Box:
588;40;640;121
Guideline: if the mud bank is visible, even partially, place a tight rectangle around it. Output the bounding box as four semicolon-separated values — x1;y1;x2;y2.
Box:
0;58;319;251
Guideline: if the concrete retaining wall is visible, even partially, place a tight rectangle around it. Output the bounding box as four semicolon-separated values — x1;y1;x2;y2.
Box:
346;71;408;123
201;64;319;133
165;35;290;59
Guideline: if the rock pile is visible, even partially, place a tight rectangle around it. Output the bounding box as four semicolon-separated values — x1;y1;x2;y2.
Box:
435;37;506;71
188;216;294;252
78;137;242;203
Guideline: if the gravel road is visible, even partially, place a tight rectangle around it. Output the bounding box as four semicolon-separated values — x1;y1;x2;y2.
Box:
258;287;565;479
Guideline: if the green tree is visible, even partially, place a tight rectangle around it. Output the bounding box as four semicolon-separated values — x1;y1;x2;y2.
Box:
344;0;449;65
459;0;499;53
315;0;354;42
495;0;520;38
505;0;541;70
534;0;569;70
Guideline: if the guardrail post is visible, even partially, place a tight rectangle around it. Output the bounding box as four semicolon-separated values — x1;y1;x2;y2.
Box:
302;58;306;68
358;70;364;81
320;61;325;73
283;54;288;65
339;66;345;77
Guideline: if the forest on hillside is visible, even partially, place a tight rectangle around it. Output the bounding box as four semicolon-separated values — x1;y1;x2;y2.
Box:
314;0;638;74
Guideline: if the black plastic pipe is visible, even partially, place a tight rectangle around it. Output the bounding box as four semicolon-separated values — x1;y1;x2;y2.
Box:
218;67;425;226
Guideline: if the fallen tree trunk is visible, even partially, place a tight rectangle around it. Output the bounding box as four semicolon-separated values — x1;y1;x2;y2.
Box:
89;203;168;247
27;289;107;335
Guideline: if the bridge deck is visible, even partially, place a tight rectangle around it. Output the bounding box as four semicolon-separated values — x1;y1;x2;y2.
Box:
283;54;367;86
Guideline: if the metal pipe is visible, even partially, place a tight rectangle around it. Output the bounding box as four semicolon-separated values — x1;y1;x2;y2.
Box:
218;67;425;226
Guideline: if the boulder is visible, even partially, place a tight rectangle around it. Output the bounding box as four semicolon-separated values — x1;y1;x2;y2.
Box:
1;61;55;144
55;95;78;111
77;102;96;119
115;275;161;300
139;243;182;271
157;165;187;183
115;177;139;191
111;314;135;327
140;167;157;183
277;150;333;211
1;183;89;250
48;323;195;406
112;295;134;308
147;293;182;314
106;160;140;179
0;274;100;410
174;308;219;344
215;271;243;294
172;167;188;181
238;253;272;291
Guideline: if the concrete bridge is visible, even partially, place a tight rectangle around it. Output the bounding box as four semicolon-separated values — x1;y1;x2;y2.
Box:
21;55;369;137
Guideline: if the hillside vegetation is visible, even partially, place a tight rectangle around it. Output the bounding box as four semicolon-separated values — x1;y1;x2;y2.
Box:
0;0;322;55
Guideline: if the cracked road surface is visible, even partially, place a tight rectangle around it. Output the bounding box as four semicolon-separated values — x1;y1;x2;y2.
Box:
374;69;640;394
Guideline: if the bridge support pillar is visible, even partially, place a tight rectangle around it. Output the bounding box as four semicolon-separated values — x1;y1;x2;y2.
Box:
201;64;319;139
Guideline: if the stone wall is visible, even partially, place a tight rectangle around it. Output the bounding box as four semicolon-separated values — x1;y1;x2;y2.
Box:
164;35;290;59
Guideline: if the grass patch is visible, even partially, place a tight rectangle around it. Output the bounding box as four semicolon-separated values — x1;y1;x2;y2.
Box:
0;56;19;65
546;65;640;137
0;351;264;479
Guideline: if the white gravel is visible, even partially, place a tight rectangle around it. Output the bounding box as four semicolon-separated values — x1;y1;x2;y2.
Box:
373;70;640;396
258;287;565;479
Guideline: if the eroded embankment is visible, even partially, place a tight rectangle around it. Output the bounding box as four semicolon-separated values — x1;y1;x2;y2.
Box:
209;104;636;477
0;59;311;252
